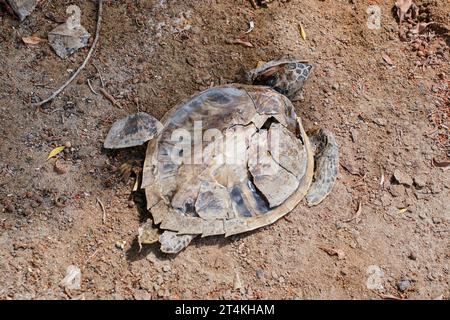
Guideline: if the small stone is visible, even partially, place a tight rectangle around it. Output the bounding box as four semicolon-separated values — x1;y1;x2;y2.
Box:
64;141;72;148
389;184;405;197
373;117;387;126
256;269;265;280
397;279;412;292
408;252;417;261
393;169;413;186
54;161;69;174
413;175;426;189
127;201;134;208
115;240;126;250
5;202;15;213
162;265;171;273
332;83;339;90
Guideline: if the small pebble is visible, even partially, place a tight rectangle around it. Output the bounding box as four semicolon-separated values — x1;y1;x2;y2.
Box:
5;203;14;213
413;175;426;189
256;269;265;280
162;265;171;273
408;252;417;261
64;141;72;148
115;240;126;250
397;279;412;292
127;201;134;208
393;169;413;187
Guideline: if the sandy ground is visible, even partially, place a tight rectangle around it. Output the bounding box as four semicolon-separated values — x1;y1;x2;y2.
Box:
0;0;449;299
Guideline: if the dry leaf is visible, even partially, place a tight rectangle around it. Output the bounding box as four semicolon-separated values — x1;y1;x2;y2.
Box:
298;23;307;40
22;36;46;45
47;146;65;160
319;247;345;260
395;0;413;23
382;54;394;66
226;38;253;48
397;207;409;214
432;158;450;168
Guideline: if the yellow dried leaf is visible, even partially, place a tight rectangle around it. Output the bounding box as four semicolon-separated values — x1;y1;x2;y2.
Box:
47;146;65;160
22;36;46;45
397;207;409;214
299;23;307;40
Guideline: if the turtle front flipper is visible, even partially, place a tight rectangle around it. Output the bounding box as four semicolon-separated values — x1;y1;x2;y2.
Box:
159;231;197;254
104;112;162;149
306;128;339;206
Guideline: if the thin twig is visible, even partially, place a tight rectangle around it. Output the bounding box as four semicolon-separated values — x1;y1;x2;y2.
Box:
96;197;106;224
93;62;105;87
99;88;122;108
343;201;362;223
32;0;103;107
87;78;98;95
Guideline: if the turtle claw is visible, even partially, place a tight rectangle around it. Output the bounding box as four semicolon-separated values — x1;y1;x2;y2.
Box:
306;128;339;206
104;112;162;149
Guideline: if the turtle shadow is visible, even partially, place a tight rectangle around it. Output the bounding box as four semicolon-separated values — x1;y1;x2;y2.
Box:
125;224;262;262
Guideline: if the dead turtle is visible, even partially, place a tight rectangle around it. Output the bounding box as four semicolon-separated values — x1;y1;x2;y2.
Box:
104;59;339;254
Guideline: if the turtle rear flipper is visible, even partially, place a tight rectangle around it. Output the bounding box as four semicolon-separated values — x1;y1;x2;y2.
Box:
104;112;162;149
159;231;197;254
306;128;339;206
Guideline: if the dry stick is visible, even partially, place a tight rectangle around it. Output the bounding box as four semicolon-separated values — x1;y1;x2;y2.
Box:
96;197;106;224
99;87;121;108
249;0;258;9
92;62;105;87
32;0;103;107
343;201;362;223
87;78;98;95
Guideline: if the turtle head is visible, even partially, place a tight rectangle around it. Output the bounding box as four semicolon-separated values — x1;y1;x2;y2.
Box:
246;59;313;100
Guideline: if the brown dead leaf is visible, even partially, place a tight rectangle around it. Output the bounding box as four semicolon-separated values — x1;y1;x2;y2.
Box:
432;158;450;168
22;36;46;45
226;38;253;48
340;162;360;175
319;247;345;260
395;0;413;24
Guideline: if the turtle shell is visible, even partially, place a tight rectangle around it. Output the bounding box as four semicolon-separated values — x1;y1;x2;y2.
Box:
141;84;314;237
